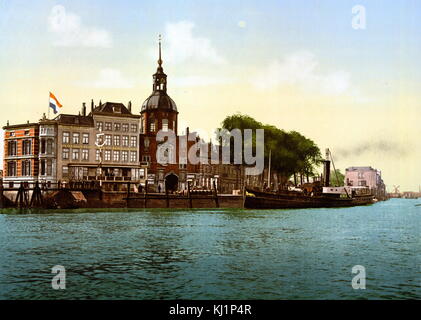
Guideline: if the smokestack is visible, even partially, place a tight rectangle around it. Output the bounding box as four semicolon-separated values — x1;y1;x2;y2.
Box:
323;148;330;187
91;99;94;113
82;103;86;116
128;101;132;113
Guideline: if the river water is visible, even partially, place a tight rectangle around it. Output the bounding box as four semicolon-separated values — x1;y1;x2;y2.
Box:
0;198;419;299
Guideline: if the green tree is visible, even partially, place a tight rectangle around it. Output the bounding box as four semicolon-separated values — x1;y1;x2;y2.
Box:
219;113;323;184
330;169;345;186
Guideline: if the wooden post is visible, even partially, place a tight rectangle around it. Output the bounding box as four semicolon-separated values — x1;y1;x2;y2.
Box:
213;180;219;208
166;186;170;208
126;181;131;208
30;181;43;208
0;180;3;209
187;181;192;208
144;180;148;208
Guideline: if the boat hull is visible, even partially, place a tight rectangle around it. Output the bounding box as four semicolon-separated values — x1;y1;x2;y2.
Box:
244;190;374;209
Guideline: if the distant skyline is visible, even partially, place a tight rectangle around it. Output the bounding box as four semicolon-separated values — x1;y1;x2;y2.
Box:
1;0;421;190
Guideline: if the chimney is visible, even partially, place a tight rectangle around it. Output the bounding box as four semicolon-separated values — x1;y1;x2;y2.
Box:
7;120;9;126
91;99;94;113
82;103;86;116
128;101;132;113
323;148;330;187
186;127;189;137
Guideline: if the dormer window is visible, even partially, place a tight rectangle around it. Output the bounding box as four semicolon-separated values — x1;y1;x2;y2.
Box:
113;106;121;113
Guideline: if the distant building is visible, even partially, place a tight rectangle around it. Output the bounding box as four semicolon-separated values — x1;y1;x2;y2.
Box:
345;166;386;200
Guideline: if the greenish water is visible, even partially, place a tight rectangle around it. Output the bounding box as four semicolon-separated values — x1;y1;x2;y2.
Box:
0;199;419;299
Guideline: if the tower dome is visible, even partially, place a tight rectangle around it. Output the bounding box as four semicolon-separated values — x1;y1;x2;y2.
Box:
141;35;178;113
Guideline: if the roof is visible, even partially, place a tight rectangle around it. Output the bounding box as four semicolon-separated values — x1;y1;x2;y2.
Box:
141;91;178;112
91;102;140;118
3;122;39;130
54;114;94;127
345;166;376;171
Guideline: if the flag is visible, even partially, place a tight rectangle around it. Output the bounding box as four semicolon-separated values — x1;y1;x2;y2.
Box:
49;92;62;114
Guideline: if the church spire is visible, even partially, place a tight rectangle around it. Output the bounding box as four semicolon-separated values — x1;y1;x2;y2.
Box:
157;34;163;69
153;34;167;92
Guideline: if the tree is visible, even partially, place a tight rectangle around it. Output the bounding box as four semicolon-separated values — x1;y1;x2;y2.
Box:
330;169;345;186
219;113;323;184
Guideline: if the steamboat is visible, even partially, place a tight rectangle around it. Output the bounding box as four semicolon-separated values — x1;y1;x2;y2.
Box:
244;149;375;209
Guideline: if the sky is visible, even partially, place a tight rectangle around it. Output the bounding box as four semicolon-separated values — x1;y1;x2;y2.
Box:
0;0;421;191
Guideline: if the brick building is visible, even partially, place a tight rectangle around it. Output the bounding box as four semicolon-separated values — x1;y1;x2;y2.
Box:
2;122;39;187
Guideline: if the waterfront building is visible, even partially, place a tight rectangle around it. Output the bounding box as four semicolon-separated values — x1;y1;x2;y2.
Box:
1;39;242;194
345;166;386;200
2;122;39;188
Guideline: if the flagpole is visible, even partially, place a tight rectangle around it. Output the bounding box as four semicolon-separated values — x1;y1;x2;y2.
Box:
48;92;50;120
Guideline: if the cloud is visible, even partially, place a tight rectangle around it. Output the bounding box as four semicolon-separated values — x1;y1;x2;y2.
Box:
252;51;354;96
335;140;410;160
48;5;112;48
79;69;134;88
161;21;225;64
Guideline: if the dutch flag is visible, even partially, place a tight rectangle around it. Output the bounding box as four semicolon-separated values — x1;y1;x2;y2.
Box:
49;92;62;114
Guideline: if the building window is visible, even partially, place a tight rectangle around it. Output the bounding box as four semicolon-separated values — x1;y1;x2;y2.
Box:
179;163;187;169
114;123;121;131
141;118;145;134
82;133;89;144
142;155;151;162
22;160;31;176
9;132;15;137
130;136;137;148
40;159;46;175
122;151;128;162
144;137;150;148
82;149;89;161
113;135;120;146
162;119;168;132
122;123;129;132
130;151;137;162
72;149;79;161
172;120;176;131
358;172;364;179
113;150;120;162
96;121;103;131
22;140;32;155
47;139;53;154
7;161;17;176
359;180;367;187
62;166;69;177
104;150;111;161
62;148;70;160
150;121;156;132
96;149;101;161
24;130;30;136
47;159;52;176
72;133;80;144
131;124;138;133
105;122;112;131
63;132;70;144
7;140;17;156
122;135;129;147
105;135;112;146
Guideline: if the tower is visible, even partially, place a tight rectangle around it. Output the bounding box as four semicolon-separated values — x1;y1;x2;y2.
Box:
141;35;178;135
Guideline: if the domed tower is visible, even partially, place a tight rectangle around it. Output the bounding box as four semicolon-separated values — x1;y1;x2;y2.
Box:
141;36;178;135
